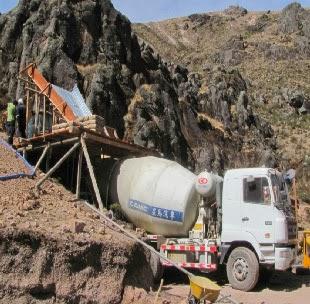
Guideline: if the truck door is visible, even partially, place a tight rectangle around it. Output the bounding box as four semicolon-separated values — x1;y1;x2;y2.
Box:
241;176;274;244
221;177;242;242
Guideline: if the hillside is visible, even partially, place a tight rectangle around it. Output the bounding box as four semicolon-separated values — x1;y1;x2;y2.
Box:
133;2;310;202
0;0;280;175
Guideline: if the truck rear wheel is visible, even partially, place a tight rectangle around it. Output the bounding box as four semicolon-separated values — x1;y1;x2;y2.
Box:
226;247;259;291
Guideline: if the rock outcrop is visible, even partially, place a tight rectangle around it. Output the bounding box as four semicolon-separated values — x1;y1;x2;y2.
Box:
0;0;277;172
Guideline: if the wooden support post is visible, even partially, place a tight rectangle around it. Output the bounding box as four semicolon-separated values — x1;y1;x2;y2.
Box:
43;95;46;135
26;89;30;129
81;136;105;212
52;106;56;125
34;93;38;134
46;146;52;172
76;147;83;199
34;143;50;173
36;142;80;189
22;147;27;160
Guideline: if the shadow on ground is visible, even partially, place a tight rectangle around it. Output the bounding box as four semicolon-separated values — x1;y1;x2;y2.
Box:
161;267;310;293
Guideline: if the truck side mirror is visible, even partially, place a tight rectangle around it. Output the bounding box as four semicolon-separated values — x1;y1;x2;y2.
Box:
246;175;255;183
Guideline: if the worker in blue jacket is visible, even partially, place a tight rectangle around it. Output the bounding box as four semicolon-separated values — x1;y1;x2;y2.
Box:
16;98;26;138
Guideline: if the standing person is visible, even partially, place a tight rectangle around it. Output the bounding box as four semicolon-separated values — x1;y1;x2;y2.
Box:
6;99;17;145
16;98;26;138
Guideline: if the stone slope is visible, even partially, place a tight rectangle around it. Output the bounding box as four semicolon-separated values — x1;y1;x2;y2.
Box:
0;0;276;173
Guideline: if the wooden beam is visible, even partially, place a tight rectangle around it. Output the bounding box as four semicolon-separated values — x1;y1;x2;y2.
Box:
43;95;46;136
18;77;35;86
81;136;105;212
36;142;80;189
83;131;159;156
19;63;35;75
39;83;51;95
26;89;30;130
34;143;50;173
76;147;83;199
34;93;38;134
17;137;79;152
25;86;44;95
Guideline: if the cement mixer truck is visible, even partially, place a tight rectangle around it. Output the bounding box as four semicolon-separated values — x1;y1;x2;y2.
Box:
111;157;298;291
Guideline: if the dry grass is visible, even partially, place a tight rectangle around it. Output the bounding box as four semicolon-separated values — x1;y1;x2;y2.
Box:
197;112;225;134
76;63;100;76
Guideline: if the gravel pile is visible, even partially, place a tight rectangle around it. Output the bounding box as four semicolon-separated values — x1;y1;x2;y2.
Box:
0;141;31;176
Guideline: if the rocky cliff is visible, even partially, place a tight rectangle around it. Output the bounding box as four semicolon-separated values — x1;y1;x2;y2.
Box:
0;0;277;173
133;2;309;199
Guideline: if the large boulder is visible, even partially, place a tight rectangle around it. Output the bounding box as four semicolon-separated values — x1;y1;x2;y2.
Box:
279;2;310;38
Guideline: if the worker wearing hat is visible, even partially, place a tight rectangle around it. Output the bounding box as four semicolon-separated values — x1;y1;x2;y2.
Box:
16;98;26;138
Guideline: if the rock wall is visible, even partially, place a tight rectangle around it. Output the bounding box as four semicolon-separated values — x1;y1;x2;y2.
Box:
0;0;277;172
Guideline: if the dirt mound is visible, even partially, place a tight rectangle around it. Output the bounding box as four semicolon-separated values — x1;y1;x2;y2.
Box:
0;143;184;303
0;140;31;176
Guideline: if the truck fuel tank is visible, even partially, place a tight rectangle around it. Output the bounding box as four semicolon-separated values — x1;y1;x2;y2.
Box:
111;157;200;237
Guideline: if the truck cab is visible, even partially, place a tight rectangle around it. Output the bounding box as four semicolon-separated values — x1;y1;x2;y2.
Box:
156;167;297;291
220;168;297;290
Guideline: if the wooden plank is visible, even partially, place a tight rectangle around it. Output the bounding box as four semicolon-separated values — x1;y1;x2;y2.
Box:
83;131;159;156
81;137;105;212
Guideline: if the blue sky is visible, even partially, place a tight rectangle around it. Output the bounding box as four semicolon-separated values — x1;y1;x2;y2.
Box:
1;0;310;22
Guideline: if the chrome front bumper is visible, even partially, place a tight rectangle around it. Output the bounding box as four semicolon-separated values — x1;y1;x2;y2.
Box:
275;247;296;270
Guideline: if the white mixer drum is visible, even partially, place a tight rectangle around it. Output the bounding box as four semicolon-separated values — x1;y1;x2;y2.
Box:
112;157;200;236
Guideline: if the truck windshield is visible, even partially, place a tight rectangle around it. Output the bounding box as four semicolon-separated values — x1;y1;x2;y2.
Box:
243;177;271;204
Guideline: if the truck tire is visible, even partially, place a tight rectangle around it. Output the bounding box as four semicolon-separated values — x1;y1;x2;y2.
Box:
226;247;259;291
150;252;164;283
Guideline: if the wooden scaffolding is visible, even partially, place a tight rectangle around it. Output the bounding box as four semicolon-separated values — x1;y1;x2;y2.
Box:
16;63;159;211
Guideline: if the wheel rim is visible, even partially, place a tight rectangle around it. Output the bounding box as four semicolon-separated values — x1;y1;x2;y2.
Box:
232;257;249;282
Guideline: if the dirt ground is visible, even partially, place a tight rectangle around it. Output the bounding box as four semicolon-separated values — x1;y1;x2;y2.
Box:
160;268;310;304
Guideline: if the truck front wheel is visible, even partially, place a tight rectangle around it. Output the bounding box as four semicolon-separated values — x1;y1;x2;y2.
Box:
226;247;259;291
